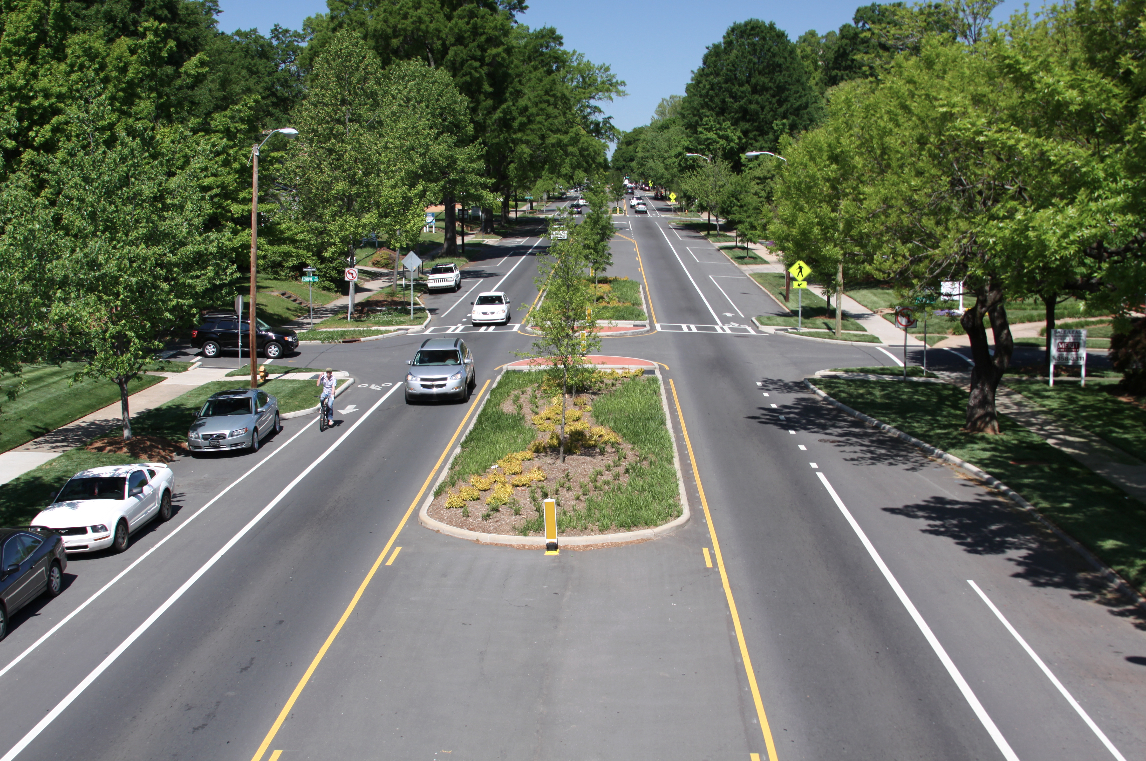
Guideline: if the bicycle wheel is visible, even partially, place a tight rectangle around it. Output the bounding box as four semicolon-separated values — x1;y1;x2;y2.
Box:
319;400;327;431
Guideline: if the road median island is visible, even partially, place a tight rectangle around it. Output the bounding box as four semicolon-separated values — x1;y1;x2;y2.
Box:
419;363;689;547
806;376;1146;604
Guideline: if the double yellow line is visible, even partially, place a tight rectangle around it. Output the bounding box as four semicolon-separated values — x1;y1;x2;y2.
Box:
615;232;658;326
248;379;492;761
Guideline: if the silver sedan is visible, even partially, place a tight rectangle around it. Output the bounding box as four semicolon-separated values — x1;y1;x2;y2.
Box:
187;388;281;454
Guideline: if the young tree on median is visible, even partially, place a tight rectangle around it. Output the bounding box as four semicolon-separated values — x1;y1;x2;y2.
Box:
525;218;600;463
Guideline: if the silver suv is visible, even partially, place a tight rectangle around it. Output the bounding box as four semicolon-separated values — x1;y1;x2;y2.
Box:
404;338;476;403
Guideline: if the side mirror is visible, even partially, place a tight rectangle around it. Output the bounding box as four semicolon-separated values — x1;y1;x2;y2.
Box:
406;359;413;365
129;486;143;498
4;563;19;577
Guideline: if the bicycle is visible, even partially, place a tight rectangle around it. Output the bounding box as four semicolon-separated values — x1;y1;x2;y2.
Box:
319;395;330;432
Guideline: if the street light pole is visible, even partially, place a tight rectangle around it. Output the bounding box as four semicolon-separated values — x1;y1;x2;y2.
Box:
248;127;298;389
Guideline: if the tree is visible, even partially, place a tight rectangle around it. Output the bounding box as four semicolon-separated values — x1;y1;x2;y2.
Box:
40;107;231;439
680;19;824;156
526;218;600;463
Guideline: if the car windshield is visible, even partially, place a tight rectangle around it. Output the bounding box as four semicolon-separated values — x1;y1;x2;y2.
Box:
413;350;461;366
475;295;504;305
430;265;453;274
199;396;254;417
240;319;272;330
57;476;126;501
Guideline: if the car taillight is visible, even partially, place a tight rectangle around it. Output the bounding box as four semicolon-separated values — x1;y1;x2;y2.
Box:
191;329;198;339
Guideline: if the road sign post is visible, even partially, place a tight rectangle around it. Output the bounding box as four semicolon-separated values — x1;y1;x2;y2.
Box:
303;266;317;328
1050;328;1087;387
235;295;243;365
787;261;813;329
344;266;360;321
894;307;918;379
912;293;937;374
402;252;422;319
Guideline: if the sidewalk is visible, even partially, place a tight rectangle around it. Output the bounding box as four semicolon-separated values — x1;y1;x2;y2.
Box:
0;365;234;485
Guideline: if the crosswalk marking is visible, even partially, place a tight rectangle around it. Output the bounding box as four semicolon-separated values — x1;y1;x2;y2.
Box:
423;324;521;335
656;323;758;335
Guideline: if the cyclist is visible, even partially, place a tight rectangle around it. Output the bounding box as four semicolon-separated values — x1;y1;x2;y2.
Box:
316;368;336;427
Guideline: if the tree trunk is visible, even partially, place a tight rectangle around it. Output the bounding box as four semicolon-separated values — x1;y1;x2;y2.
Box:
835;260;844;339
482;207;494;234
959;280;1013;433
559;367;568;464
118;377;133;440
1043;291;1057;378
501;189;510;226
442;193;457;258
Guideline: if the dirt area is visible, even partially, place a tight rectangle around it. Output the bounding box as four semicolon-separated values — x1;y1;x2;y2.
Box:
427;376;659;537
84;434;184;462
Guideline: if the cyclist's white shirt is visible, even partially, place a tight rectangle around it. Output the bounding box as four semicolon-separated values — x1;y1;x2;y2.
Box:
319;375;336;394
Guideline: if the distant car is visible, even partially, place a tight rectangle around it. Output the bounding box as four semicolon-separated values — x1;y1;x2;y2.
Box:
427;263;462;292
0;528;66;639
470;291;511;325
193;314;297;360
405;337;476;403
187;388;280;455
629;197;637;208
635;202;648;214
31;464;175;555
570;203;583;215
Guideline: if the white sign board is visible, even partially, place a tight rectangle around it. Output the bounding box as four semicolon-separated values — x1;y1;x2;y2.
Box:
551;230;568;240
425;212;435;225
940;280;964;313
401;252;422;272
344;267;358;282
1049;328;1087;387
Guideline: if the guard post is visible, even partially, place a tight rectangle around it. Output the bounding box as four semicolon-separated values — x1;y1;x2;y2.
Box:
543;498;558;554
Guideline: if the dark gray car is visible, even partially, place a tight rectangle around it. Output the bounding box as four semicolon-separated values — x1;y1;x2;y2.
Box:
187;388;281;454
404;338;475;403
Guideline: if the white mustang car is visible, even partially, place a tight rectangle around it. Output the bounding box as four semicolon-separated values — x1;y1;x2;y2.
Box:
31;463;175;554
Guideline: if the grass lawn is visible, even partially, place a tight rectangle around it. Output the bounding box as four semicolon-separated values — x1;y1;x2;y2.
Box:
829;366;938;377
434;371;679;533
224;366;326;377
258;278;340;307
1;364;166;454
755;313;866;331
134;378;348;442
295;328;391;342
0;449;142;526
592;276;645;321
1005;379;1146;462
314;305;426;329
722;247;766;264
814;378;1146;595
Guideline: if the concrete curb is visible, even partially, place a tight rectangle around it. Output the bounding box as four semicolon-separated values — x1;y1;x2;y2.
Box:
279;377;355;419
419;366;690;548
297;311;432;345
745;272;794;315
767;327;886;346
804;378;1146;612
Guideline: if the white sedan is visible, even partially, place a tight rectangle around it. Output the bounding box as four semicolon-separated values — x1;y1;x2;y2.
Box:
470;291;511;325
31;464;175;554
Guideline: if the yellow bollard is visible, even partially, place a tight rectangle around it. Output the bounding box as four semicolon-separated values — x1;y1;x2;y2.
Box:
544;498;558;554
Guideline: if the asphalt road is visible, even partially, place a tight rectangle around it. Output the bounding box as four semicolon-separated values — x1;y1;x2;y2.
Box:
1;199;1142;761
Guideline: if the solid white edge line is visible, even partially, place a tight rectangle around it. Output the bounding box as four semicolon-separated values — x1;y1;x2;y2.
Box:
709;276;744;317
876;345;905;367
815;472;1020;761
0;384;402;761
967;580;1127;761
0;415;319;683
438;281;482;319
945;347;975;365
490;237;540;293
653;221;724;324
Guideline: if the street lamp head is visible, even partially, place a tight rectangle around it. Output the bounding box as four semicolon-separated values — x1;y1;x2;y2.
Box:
744;151;787;162
276;127;299;137
685;152;711;161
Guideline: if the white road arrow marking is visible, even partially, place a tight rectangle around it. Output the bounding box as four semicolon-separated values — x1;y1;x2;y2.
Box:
339;404;358;414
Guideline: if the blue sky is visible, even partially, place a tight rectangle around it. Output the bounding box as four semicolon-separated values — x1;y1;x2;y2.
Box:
216;0;1046;135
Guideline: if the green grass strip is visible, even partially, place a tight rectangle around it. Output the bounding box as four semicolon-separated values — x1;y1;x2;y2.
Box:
295;329;391;342
1005;380;1146;463
793;330;882;343
1;364;165;454
756;313;866;331
829;366;938;377
815;378;1146;595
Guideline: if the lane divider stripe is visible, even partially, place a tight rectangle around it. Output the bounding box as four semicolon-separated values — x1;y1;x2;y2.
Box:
0;385;402;761
669;379;779;761
247;378;493;761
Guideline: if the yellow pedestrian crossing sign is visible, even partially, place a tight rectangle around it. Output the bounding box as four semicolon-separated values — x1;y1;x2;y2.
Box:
788;260;812;280
669;192;677;202
792;280;808;289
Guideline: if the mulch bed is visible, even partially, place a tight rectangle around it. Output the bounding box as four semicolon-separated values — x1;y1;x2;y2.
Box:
85;434;184;462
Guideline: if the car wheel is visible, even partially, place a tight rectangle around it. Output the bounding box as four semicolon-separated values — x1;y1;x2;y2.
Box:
0;604;7;642
45;561;62;598
274;412;282;433
404;390;413;405
250;428;260;452
202;341;220;358
458;382;470;403
158;490;172;522
264;341;283;359
111;520;129;554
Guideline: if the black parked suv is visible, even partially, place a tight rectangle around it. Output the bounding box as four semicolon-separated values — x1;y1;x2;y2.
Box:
192;312;298;359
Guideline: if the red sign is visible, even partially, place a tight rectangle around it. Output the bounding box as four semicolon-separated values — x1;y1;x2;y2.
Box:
344;268;359;282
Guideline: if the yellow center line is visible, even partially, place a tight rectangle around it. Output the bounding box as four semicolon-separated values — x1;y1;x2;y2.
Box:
616;233;658;326
248;379;493;761
385;547;402;566
702;547;713;568
669;379;779;761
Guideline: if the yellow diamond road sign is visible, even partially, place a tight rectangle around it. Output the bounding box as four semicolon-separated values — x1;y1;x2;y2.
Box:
792;280;809;289
669;192;677;202
788;260;812;281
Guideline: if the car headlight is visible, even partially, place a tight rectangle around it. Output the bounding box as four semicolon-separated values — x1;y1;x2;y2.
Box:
188;432;200;440
230;427;249;437
449;371;463;381
90;524;107;533
406;373;417;382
